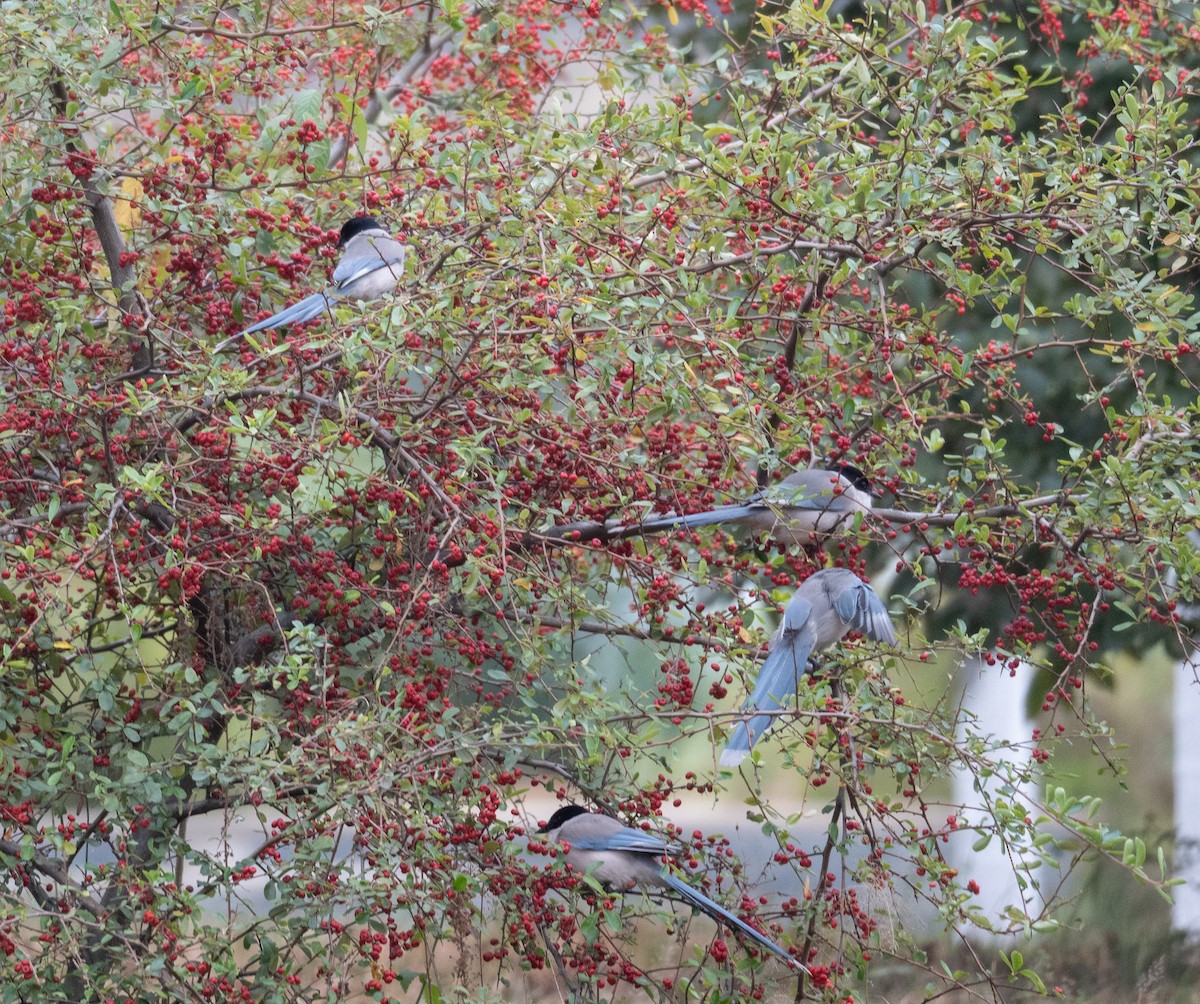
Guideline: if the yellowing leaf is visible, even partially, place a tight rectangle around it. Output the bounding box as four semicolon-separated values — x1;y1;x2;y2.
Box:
113;176;143;232
666;4;678;26
147;246;173;289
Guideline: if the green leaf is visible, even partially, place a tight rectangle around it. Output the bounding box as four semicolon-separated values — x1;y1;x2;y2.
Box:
352;105;368;153
293;89;323;125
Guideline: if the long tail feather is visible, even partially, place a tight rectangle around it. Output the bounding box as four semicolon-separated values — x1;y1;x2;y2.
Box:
719;694;785;766
720;636;814;765
215;291;334;351
660;872;806;972
636;504;756;535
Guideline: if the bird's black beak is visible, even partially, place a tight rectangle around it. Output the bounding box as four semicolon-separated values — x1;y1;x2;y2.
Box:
536;821;550;834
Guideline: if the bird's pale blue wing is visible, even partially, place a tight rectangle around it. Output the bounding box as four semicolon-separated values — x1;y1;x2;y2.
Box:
603;827;674;855
333;235;406;287
778;595;814;635
333;253;406;292
331;253;369;286
755;490;852;512
659;872;804;971
756;471;849;510
769;496;853;511
833;581;897;644
566;826;672;856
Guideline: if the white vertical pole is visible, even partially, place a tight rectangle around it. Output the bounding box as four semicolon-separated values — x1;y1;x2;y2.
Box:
1173;649;1200;932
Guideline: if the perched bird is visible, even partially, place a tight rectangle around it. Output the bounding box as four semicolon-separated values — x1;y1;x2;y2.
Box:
636;465;875;544
215;216;406;351
538;804;806;972
721;568;897;766
545;464;875;548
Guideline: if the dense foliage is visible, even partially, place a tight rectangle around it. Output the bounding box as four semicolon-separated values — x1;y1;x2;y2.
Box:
2;0;1199;999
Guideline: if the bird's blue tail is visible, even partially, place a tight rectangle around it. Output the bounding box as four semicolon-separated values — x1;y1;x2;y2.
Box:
636;505;756;535
659;872;804;971
720;639;813;765
720;696;786;766
215;290;335;351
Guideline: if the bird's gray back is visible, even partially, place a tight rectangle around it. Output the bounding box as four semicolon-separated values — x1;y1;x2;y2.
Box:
803;568;896;646
799;569;864;648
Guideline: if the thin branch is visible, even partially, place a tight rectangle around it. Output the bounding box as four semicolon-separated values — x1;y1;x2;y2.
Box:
48;76;149;371
870;493;1071;527
170;784;322;821
3;501;90;529
512;611;730;652
162;17;369;41
328;31;455;170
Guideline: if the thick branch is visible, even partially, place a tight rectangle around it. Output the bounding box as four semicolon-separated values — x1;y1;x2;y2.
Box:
0;836;107;918
48;76;149;372
870;494;1070;528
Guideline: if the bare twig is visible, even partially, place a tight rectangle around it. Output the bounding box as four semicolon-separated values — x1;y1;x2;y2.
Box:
328;31;455;170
